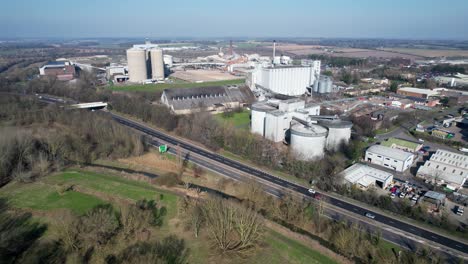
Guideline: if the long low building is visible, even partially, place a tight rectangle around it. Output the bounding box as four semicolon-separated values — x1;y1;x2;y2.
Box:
417;149;468;190
341;163;394;189
365;145;414;172
396;87;439;99
161;85;252;115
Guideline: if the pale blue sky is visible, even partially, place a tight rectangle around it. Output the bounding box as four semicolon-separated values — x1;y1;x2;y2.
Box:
1;0;467;39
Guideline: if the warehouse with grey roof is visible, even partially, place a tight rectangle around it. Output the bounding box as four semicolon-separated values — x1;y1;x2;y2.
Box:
161;85;253;115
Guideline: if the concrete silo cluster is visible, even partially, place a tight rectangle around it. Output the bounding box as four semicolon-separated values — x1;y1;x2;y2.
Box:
126;41;165;83
313;75;333;94
251;99;352;160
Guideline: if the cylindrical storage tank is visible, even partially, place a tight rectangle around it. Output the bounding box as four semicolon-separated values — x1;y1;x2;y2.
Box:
127;48;148;83
251;103;274;136
313;79;319;92
318;80;326;94
320;120;353;151
150;49;164;80
325;77;333;93
290;123;328;161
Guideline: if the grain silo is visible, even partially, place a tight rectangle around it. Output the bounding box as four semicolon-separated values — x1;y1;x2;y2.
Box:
290;122;328;160
319;119;353;151
127;48;148;83
150;48;164;80
251;102;275;136
313;79;319;93
317;76;332;94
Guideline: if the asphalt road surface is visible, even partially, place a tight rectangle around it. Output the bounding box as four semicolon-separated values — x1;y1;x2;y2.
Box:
110;112;468;256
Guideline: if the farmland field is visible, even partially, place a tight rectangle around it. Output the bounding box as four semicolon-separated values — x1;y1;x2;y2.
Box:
381;48;468;58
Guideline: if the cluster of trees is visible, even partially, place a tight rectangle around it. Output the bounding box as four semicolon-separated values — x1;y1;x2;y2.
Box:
0;198;187;263
431;64;466;74
0;95;144;186
307;55;368;67
182;196;264;254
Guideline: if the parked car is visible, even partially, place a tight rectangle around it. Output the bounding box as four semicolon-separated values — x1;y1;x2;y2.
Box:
455;206;464;216
418;138;424;142
308;188;316;194
390;193;396;199
399;192;406;198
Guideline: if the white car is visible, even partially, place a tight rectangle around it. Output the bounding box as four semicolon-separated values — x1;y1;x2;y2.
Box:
390;193;396;199
365;212;376;219
308;188;316;194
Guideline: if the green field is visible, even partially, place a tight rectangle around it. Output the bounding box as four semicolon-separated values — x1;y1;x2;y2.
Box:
215;109;250;130
0;170;178;216
0;182;104;215
253;230;338;264
109;79;245;92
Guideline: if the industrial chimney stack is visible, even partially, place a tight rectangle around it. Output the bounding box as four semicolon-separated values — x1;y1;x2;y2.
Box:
273;40;276;61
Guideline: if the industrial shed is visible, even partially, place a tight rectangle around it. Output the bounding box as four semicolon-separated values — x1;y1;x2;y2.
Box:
161;85;253;115
341;163;394;189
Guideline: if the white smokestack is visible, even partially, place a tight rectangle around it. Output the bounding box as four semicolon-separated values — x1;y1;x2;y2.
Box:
273;40;276;60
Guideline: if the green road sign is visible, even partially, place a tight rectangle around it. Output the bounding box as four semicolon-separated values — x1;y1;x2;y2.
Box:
159;145;168;153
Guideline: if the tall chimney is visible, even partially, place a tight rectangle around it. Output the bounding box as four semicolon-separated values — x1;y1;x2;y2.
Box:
273;40;276;60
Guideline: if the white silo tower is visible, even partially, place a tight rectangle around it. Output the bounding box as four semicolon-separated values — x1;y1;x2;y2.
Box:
150;49;164;80
251;102;275;136
320;119;353;151
290;122;328;160
127;48;148;83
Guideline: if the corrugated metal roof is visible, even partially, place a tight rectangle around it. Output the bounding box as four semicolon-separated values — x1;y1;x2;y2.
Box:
162;86;250;111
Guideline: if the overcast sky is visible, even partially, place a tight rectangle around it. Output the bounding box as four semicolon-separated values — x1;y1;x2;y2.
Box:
1;0;467;39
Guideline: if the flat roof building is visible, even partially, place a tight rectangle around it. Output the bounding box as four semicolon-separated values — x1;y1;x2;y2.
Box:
423;191;446;207
397;87;439;99
341;163;394;189
417;149;468;190
381;138;423;153
365;145;414;172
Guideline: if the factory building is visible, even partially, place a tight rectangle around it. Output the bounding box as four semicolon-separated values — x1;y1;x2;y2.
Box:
39;60;76;81
105;65;127;80
126;41;165;83
251;99;352;160
341;163;394;189
250;61;321;96
161;85;252;115
365;145;414;172
417;149;468;190
397;87;439;99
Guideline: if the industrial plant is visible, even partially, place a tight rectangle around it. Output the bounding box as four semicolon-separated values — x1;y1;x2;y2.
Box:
126;40;166;83
251;98;352;160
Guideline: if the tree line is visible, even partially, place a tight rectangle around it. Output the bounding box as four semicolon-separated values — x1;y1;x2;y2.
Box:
0;95;144;186
0;197;187;264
